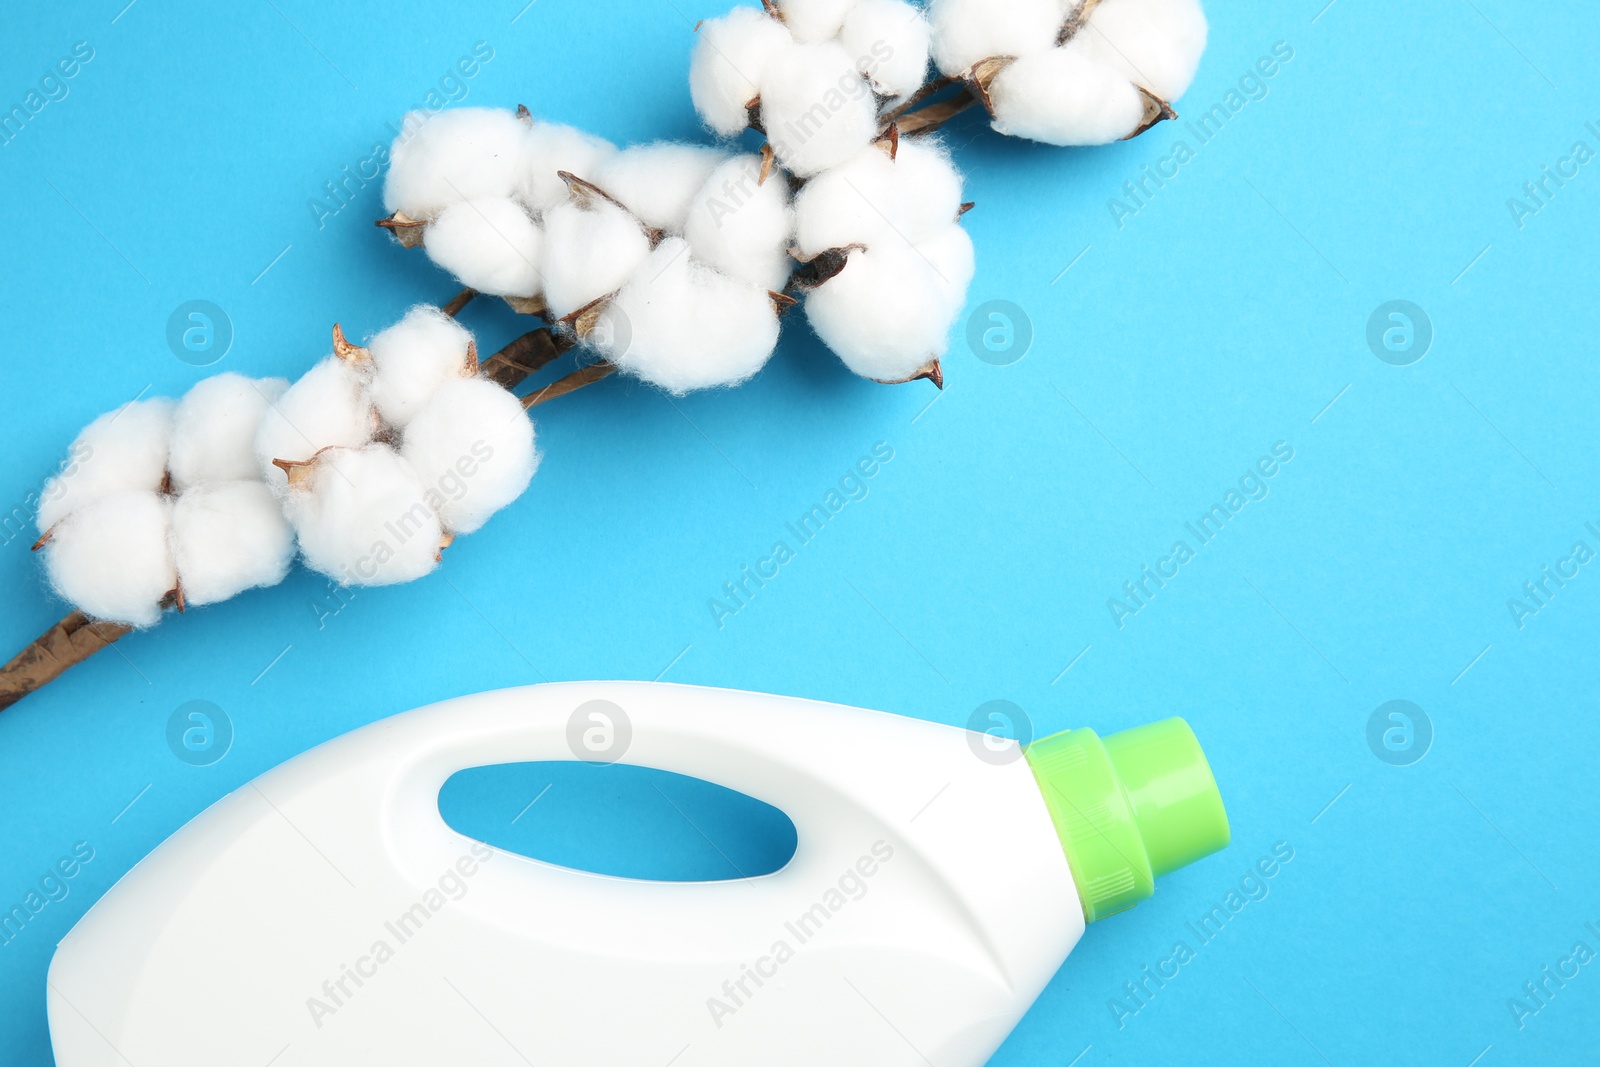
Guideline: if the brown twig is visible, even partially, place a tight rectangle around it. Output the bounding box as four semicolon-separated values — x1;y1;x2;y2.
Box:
880;74;960;125
442;287;478;318
895;89;982;136
482;328;575;390
0;612;134;713
522;362;618;408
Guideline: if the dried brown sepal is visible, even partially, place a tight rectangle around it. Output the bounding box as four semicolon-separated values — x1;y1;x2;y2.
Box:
967;56;1013;115
516;104;532;124
770;291;798;315
442;287;477;318
563;295;614;339
958;201;976;219
503;293;550;318
876;122;900;160
376;211;427;249
787;244;863;292
0;611;134;713
1057;0;1106;44
880;74;959;126
758;144;777;186
464;338;479;375
760;0;780;16
746;99;765;134
872;359;943;390
160;470;173;495
271;456;321;492
165;580;186;614
436;531;456;562
557;171;635;216
31;528;51;552
522;361;618;409
482;328;573;390
332;323;370;364
1123;88;1177;139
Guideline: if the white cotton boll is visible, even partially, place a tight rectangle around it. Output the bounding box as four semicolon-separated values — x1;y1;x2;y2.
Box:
284;445;442;587
383;107;533;220
594;144;730;234
519;122;619;215
423;198;544;299
987;41;1148;145
804;242;961;381
690;7;795;137
682;154;795;291
168;374;289;492
171;481;294;607
254;355;375;491
36;398;175;534
368;305;476;429
792;138;962;257
601;238;781;394
761;42;882;178
928;0;1068;76
775;0;858;42
42;490;174;628
917;223;976;305
540;197;653;319
401;378;537;535
1087;0;1208;101
841;0;933;97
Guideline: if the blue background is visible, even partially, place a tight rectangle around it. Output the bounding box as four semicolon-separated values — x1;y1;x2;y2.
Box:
2;0;1597;1063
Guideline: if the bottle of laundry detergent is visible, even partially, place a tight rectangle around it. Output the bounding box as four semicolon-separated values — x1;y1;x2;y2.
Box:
48;683;1228;1066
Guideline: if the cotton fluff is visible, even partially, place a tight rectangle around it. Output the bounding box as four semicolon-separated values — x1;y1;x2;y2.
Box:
987;37;1149;146
690;6;796;136
167;374;289;491
1086;0;1208;102
792;138;962;258
283;445;442;586
840;0;933;97
683;154;795;291
401;378;538;534
36;398;175;533
423;197;544;299
601;238;781;394
171;481;294;607
368;305;476;429
594;144;730;234
927;0;1068;76
804;236;969;380
774;0;857;43
761;41;881;177
384;108;532;220
518;122;619;215
254;355;374;491
41;490;174;627
540;197;653;319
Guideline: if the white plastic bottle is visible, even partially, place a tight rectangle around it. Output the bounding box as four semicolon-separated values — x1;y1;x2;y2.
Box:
48;683;1229;1066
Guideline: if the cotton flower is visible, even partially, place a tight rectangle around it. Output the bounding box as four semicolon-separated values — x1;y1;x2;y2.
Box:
927;0;1064;77
40;490;175;627
791;137;963;259
168;374;289;492
519;121;619;215
384;107;533;221
402;378;538;534
367;305;477;429
598;238;782;394
280;444;443;587
690;6;795;137
840;0;933;97
540;193;654;319
804;230;971;382
36;398;174;534
987;36;1153;145
254;350;376;491
594;143;730;234
761;41;881;177
423;197;544;299
774;0;858;43
683;153;796;291
171;481;295;607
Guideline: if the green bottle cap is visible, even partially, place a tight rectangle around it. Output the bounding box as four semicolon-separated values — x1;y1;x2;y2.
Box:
1024;717;1229;922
